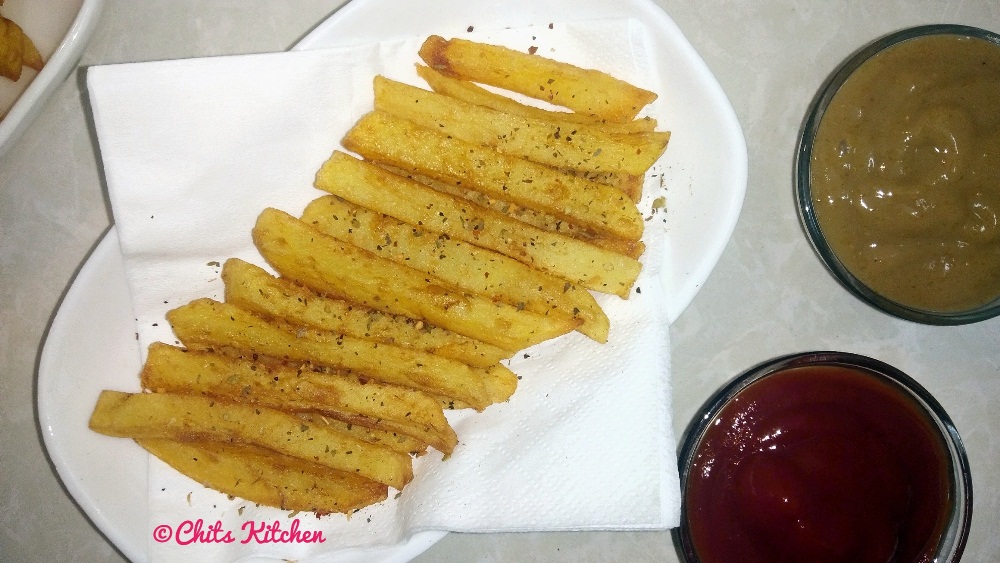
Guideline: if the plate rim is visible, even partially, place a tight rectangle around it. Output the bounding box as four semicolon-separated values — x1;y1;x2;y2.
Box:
37;226;148;563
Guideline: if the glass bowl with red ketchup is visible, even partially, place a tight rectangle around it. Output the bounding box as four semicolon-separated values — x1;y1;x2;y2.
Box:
675;351;972;563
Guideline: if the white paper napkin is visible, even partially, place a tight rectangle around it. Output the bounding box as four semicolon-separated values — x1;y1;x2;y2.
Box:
88;18;680;562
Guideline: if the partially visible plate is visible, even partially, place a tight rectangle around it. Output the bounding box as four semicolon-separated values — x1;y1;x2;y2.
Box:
38;0;746;561
0;0;104;158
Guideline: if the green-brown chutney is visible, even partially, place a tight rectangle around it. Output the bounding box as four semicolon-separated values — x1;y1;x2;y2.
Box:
811;33;1000;312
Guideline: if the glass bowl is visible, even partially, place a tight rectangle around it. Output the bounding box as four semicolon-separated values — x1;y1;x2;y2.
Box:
674;351;972;563
795;24;1000;325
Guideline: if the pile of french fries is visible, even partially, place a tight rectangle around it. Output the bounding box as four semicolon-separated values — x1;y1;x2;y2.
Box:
88;34;669;516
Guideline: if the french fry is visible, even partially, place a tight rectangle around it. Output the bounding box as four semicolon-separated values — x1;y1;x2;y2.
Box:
373;76;669;176
415;64;658;134
166;297;504;412
314;152;643;298
297;413;428;456
0;16;25;81
222;258;511;368
586;235;645;260
481;364;518;407
251;207;577;349
362;77;648;203
137;439;388;515
562;168;645;203
141;342;459;454
20;31;41;72
302;195;610;342
0;15;42;81
89;390;413;489
418;35;657;123
342;110;644;241
382;165;646;260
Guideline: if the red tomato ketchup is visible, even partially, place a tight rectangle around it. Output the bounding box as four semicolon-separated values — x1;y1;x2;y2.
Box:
678;355;970;563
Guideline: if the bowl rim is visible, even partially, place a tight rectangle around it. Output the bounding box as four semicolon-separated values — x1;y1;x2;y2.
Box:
673;351;973;563
794;24;1000;325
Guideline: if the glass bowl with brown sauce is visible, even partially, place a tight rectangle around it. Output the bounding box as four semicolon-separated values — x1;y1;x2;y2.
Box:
796;24;1000;324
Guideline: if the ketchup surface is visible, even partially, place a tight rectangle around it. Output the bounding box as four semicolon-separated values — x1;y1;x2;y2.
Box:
684;365;952;563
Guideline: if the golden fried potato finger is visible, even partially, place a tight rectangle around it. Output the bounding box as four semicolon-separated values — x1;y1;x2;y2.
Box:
342;110;643;241
222;258;511;368
418;35;657;122
435;364;518;411
141;342;458;454
562;168;645;203
137;439;388;515
302;195;610;343
588;236;646;260
482;364;518;406
298;413;429;456
415;64;658;134
386;166;646;260
0;17;26;81
373;76;669;175
166;297;498;412
89;390;413;489
20;28;41;71
315;152;642;298
252;207;577;348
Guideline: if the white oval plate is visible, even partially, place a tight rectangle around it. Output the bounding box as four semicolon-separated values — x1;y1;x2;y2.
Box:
0;0;104;158
38;0;746;561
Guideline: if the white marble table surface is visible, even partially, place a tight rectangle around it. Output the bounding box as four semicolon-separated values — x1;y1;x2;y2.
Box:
2;1;998;561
